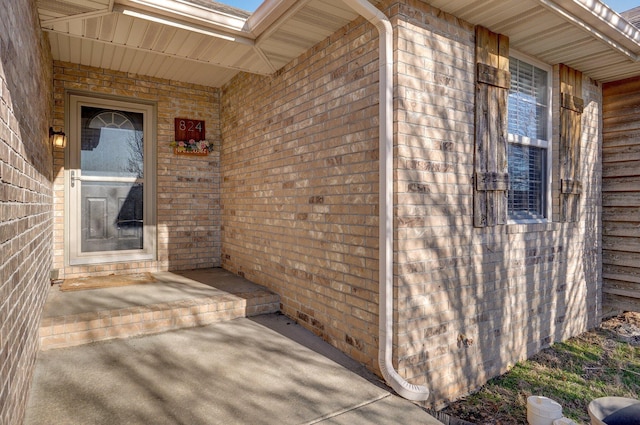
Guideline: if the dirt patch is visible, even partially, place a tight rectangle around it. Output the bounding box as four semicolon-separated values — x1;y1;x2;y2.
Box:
441;312;640;425
601;311;640;346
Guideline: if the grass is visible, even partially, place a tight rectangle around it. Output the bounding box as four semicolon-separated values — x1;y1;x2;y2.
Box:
442;324;640;424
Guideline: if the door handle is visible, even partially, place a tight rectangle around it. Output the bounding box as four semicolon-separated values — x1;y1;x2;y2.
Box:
70;170;80;188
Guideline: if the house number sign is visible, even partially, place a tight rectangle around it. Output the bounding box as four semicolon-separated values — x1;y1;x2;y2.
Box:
172;118;212;155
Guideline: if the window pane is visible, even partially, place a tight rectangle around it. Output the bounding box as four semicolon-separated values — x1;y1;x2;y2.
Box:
508;57;548;141
507;56;550;221
81;106;144;178
508;144;546;220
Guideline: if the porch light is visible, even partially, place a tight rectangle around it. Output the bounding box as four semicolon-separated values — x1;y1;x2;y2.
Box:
50;127;66;149
114;6;239;42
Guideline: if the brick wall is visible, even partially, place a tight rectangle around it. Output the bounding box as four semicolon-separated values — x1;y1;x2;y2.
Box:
0;0;53;423
222;0;602;408
393;1;602;405
52;62;221;278
221;15;381;368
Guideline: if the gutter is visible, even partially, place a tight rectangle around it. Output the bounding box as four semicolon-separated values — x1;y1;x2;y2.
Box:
538;0;640;62
342;0;430;402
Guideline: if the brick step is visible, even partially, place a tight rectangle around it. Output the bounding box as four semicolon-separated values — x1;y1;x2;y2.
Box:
39;290;280;350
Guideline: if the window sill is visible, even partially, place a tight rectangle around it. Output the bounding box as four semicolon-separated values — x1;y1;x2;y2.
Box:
505;220;561;234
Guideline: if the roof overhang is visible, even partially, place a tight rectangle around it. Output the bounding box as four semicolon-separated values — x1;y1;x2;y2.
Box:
38;0;367;86
36;0;640;86
428;0;640;82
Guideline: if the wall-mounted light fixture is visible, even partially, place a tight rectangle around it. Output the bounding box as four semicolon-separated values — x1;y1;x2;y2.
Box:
49;127;66;149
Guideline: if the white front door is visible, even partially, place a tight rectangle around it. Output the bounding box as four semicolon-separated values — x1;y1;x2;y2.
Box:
67;94;156;265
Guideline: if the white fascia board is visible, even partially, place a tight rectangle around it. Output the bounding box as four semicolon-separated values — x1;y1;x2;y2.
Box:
547;0;640;56
245;0;298;38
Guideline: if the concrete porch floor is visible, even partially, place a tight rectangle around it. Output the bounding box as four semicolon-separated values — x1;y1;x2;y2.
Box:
26;268;441;424
43;269;272;317
39;268;280;350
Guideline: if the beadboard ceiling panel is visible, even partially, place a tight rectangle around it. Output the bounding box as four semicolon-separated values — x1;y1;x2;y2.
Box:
37;0;366;86
428;0;640;83
37;0;640;87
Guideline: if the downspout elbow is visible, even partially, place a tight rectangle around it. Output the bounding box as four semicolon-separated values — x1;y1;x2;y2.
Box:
343;0;429;402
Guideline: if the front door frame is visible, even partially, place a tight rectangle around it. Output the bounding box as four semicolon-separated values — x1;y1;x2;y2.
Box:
64;91;157;266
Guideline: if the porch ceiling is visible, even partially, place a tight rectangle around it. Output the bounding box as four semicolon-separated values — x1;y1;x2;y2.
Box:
37;0;640;87
37;0;369;87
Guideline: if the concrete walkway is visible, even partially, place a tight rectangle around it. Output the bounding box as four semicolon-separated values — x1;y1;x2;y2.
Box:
25;313;441;424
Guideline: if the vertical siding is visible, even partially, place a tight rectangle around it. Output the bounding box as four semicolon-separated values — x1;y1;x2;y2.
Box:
0;0;54;423
602;77;640;316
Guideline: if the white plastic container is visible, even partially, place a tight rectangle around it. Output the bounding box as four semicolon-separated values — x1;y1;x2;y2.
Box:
527;396;564;425
553;417;576;425
588;396;640;425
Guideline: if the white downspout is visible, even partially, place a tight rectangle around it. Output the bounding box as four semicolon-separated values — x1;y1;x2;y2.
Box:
343;0;430;401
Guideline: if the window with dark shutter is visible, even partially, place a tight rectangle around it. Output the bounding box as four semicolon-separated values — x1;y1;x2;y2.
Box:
474;26;510;227
559;64;583;222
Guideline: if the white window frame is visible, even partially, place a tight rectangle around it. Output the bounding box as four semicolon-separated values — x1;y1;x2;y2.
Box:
507;50;553;224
